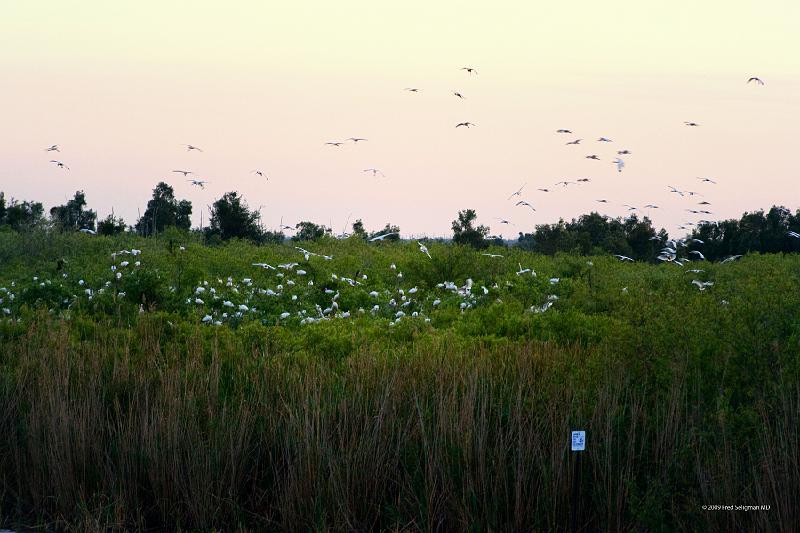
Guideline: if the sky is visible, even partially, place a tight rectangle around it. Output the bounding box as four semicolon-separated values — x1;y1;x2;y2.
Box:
1;0;798;238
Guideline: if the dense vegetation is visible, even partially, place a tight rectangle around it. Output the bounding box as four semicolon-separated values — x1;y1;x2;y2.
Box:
0;229;798;531
3;186;799;258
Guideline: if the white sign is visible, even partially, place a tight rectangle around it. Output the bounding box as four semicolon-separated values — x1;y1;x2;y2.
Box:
571;430;586;451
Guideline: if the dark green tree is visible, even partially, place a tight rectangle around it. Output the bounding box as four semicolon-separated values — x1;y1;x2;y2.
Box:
452;209;490;249
97;214;127;236
135;182;192;236
292;221;331;242
206;191;262;241
49;191;97;232
352;219;366;238
0;193;44;230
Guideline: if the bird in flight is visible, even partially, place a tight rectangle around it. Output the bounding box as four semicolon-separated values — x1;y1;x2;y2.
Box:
556;129;572;134
252;170;268;179
668;185;685;196
788;231;800;239
507;183;526;200
613;158;625;172
576;178;591;183
453;92;465;99
586;155;601;160
566;139;582;145
172;170;193;176
515;200;536;211
49;160;69;170
698;201;711;205
45;144;60;152
482;253;504;258
495;218;512;225
614;254;635;262
456;122;476;128
461;67;477;75
537;188;551;193
418;242;432;259
617;149;631;155
325;142;344;147
596;199;609;203
747;77;765;85
404;87;421;92
369;232;398;242
555;180;575;187
684;121;700;127
363;168;385;177
597;137;613;142
644;204;659;209
348;137;367;143
188;179;209;189
697;177;717;184
185;144;203;152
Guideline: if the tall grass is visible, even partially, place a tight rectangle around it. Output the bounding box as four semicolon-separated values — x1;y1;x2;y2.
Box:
1;314;796;531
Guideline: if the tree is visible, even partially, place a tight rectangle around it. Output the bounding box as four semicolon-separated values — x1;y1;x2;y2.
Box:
135;182;192;236
206;191;262;241
293;221;331;242
452;209;490;249
352;219;366;238
49;191;97;232
97;214;127;236
0;193;44;230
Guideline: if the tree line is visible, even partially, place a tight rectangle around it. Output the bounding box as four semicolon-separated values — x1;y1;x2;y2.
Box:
1;185;798;260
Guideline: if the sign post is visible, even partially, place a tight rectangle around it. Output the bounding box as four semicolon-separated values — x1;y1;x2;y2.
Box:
570;431;586;533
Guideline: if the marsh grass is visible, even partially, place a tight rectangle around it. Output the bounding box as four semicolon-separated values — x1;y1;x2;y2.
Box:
1;314;797;531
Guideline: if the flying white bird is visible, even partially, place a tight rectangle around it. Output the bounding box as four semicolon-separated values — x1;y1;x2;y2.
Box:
363;168;385;177
515;200;536;211
50;160;69;170
507;184;526;200
418;242;431;259
369;232;398;242
613;158;625;172
188;179;209;189
45;144;60;152
185;144;203;152
172;170;193;176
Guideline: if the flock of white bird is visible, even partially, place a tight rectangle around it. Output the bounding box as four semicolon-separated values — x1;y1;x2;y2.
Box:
23;73;799;327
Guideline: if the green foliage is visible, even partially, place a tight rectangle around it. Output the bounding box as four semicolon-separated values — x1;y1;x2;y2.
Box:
134;182;192;236
49;190;97;232
519;212;666;260
691;205;800;260
97;213;127;235
205;191;262;242
452;208;489;249
292;220;331;241
0;192;44;230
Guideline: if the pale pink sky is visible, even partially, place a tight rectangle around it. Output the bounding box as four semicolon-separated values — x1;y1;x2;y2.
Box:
1;1;798;238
